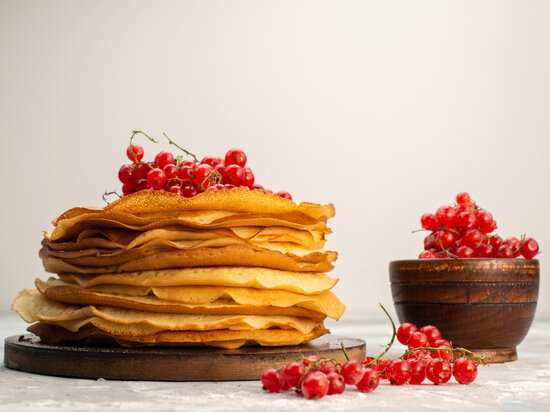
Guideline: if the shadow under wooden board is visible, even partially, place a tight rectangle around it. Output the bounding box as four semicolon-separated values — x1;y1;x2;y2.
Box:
4;334;365;381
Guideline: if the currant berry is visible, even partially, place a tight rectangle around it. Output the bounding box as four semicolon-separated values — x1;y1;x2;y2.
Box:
421;213;439;231
302;355;320;367
460;229;483;248
135;179;149;192
250;184;265;191
126;144;144;162
475;244;494;258
408;331;429;349
424;232;440;251
301;371;329;400
385;359;412;385
163;164;179;180
122;182;136;196
521;238;539;259
432;339;452;361
437;230;457;250
118;164;136;184
177;165;195;186
456;211;477;232
340;360;363;385
261;368;285;393
426;359;452;384
277;191;292;200
134;162;152;180
319;362;338;375
397;322;418;346
489;235;503;250
222;164;244;186
355;367;379;393
146;168;166;190
224;148;247;167
180;160;196;168
200;156;220;167
476;210;495;234
407;358;427;385
456;245;475;258
435;205;458;228
452;356;478;384
193;163;214;190
376;358;391;379
419;250;436;259
181;185;198;198
242;167;255;188
496;245;513;258
283;361;305;388
456;192;471;205
326;372;346;395
154;151;175;169
420;325;441;346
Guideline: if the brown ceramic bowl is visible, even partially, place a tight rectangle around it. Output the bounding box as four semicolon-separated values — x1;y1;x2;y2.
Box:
389;258;539;363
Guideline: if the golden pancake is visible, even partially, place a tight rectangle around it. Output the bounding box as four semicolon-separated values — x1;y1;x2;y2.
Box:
37;278;344;319
27;322;329;349
13;290;321;334
57;266;338;294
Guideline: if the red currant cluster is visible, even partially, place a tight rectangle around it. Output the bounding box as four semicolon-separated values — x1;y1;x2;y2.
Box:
364;322;479;386
260;353;381;400
418;192;539;259
117;131;292;199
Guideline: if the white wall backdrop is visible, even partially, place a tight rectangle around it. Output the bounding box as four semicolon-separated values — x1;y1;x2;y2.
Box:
1;0;549;319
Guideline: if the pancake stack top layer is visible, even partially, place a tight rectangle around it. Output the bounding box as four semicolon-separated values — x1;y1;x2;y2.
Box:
13;187;344;349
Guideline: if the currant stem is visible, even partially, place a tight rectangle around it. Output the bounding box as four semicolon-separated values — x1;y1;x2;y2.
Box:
163;132;199;163
400;346;489;365
102;190;122;204
340;342;350;361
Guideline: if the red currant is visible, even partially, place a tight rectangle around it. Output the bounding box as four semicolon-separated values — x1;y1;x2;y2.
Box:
397;323;418;346
489;235;503;250
277;191;292;200
475;243;494;257
432;339;452;361
409;331;429;349
505;237;521;255
181;185;198;198
356;367;379;393
340;360;363;385
301;371;329;400
166;184;182;195
163;164;179;180
386;359;412;385
424;232;440;251
421;213;439;230
224;148;247;167
456;211;477;232
326;372;346;395
461;229;483;248
521;238;539;259
134;162;152;180
222;164;244;186
180;160;195;168
453;356;477;384
283;361;305;388
437;230;457;250
200;156;220;167
146;168;166;190
377;358;391;379
420;325;441;345
193;163;214;190
178;165;195;185
319;362;338;375
456;245;474;258
435;205;457;228
154;151;175;169
135;179;149;191
250;184;265;191
496;245;513;258
242;167;255;188
407;358;427;385
456;192;471;205
419;250;436;259
261;368;284;393
302;355;320;367
126;144;144;162
118;164;136;184
122;182;136;196
426;359;452;384
476;210;494;234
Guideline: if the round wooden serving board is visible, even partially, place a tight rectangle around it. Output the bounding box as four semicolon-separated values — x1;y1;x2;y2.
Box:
4;334;365;381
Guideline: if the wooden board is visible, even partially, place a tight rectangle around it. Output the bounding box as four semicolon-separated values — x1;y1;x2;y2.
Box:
4;334;365;381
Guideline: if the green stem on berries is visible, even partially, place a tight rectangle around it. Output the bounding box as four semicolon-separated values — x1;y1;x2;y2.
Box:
515;234;527;257
363;303;397;368
128;130;159;163
296;364;315;393
411;228;427;234
201;170;223;190
400;346;489;365
162;132;198;163
439;240;458;258
102;190;122;204
340;342;351;361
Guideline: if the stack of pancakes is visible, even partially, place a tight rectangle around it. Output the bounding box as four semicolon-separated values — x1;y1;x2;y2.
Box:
13;188;344;349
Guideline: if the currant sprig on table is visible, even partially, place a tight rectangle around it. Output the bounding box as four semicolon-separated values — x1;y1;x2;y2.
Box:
115;130;292;200
416;192;539;259
260;307;483;399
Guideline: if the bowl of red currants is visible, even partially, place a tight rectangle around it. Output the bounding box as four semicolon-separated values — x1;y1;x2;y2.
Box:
390;192;540;363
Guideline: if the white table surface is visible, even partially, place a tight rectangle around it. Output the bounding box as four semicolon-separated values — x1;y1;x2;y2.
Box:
1;311;550;412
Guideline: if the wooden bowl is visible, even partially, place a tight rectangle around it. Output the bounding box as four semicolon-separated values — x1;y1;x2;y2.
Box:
389;259;539;363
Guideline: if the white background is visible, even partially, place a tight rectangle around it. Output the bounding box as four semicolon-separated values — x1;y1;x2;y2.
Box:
1;0;549;318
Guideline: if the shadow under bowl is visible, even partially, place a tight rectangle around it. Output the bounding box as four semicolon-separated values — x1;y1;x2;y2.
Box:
389;258;539;363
